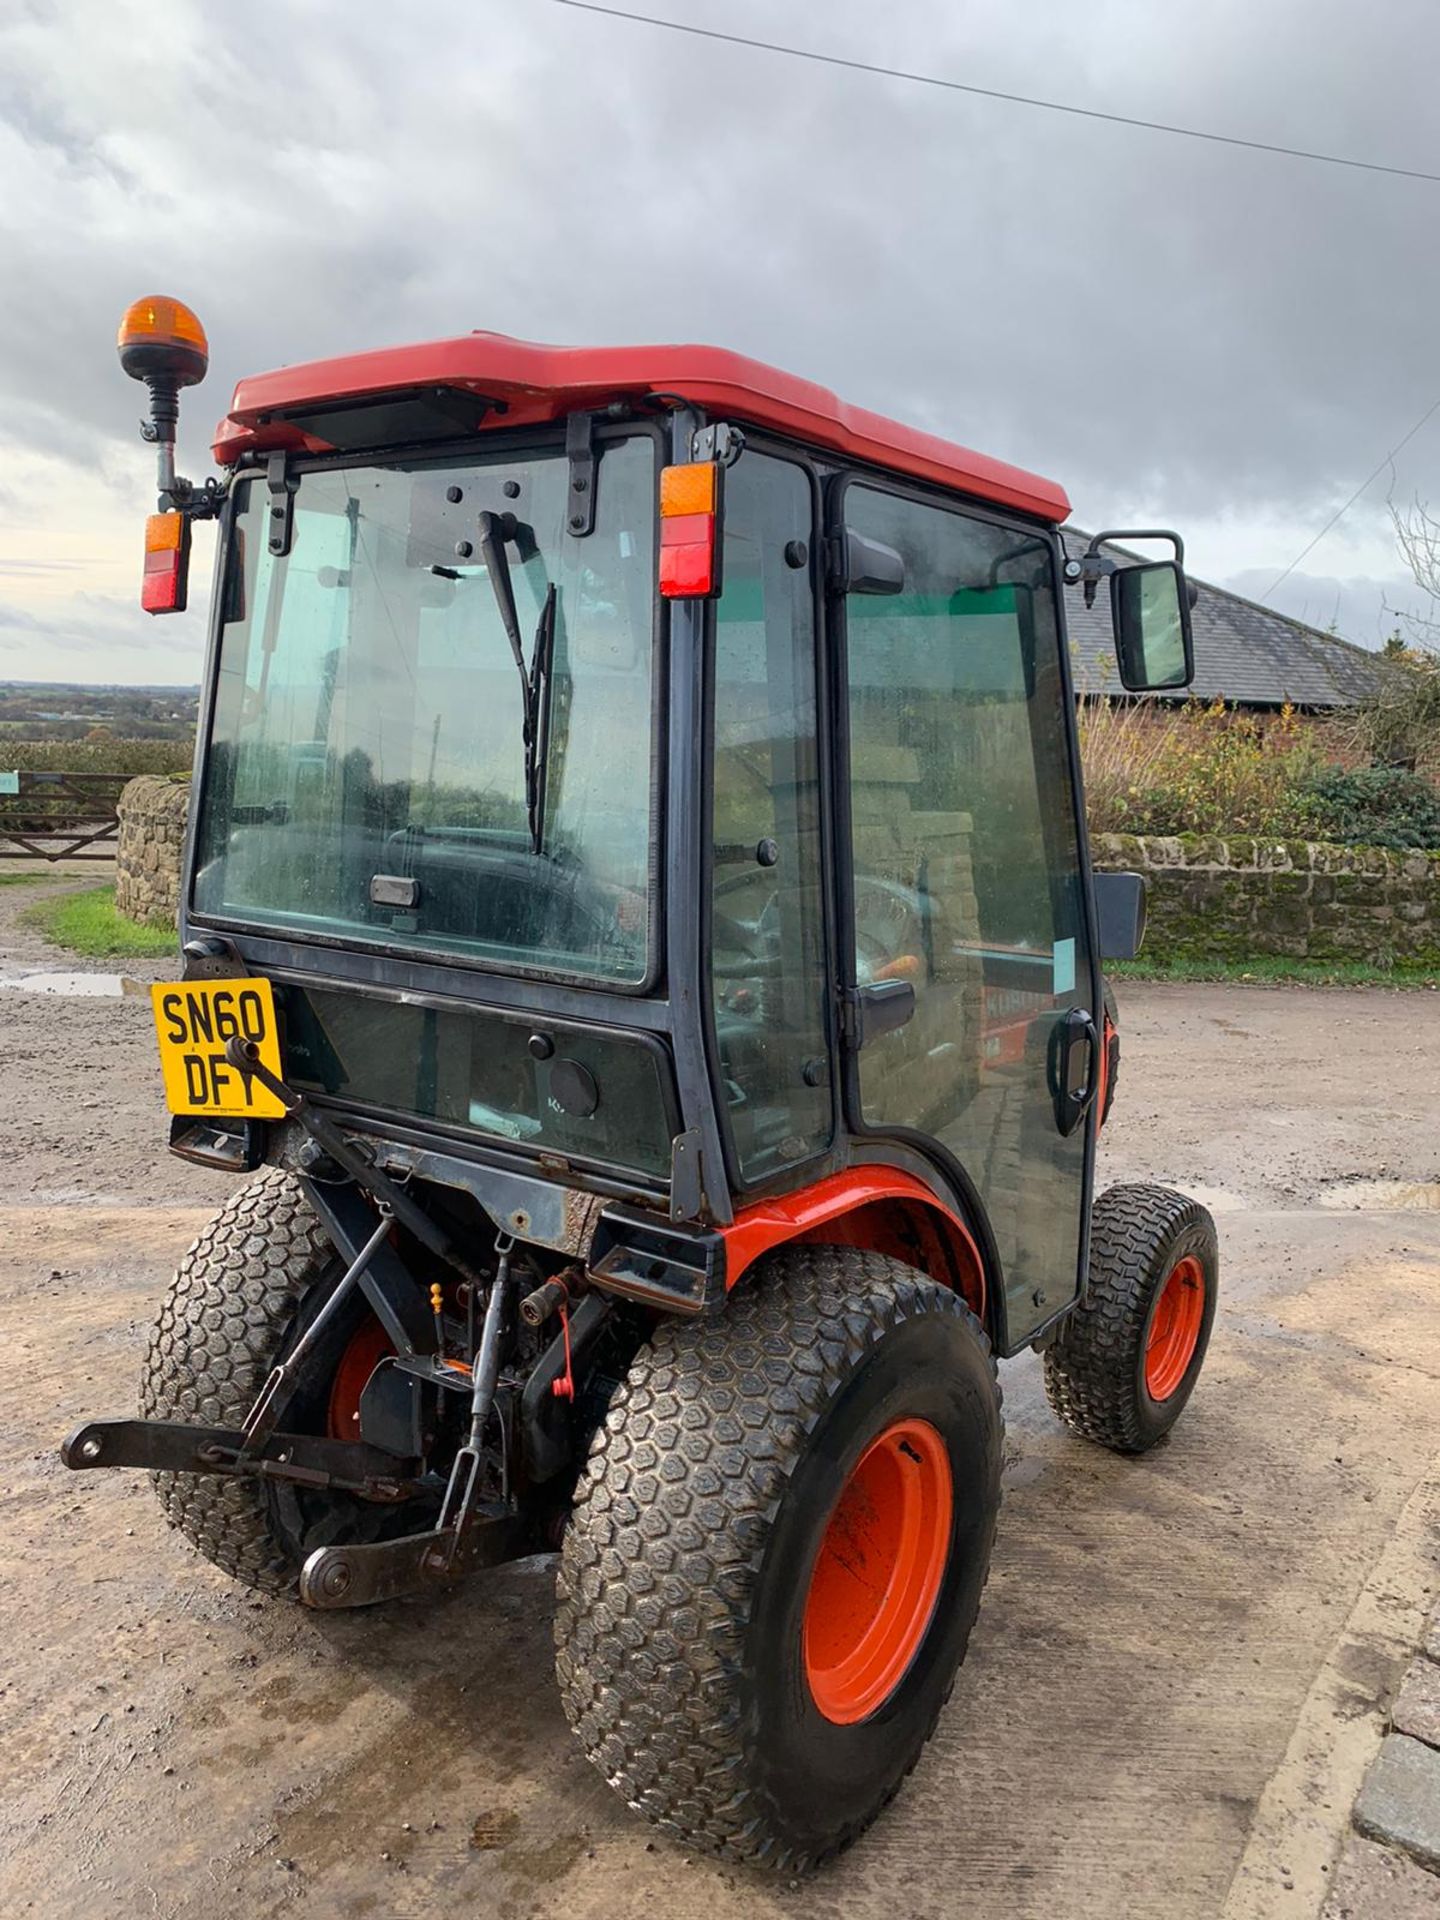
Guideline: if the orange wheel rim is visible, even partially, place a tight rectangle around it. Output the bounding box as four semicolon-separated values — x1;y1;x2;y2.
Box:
327;1317;393;1439
1144;1255;1206;1402
803;1418;953;1725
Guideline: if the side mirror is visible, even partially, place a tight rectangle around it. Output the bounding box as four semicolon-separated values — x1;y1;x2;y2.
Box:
1093;870;1148;961
1112;560;1193;691
840;529;905;595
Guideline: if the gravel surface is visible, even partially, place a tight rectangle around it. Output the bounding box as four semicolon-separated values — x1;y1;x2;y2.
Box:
3;870;1440;1918
0;866;231;1207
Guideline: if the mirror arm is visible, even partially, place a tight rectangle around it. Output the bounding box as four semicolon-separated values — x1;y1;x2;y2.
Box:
164;473;229;524
1068;528;1187;608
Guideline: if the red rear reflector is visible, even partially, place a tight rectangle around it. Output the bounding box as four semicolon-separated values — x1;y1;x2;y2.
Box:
141;512;190;615
660;515;717;597
658;461;722;599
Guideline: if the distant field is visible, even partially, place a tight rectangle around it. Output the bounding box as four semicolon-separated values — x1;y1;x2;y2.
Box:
0;681;198;756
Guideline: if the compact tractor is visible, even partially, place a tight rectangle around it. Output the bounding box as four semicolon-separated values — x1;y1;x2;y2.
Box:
63;296;1219;1869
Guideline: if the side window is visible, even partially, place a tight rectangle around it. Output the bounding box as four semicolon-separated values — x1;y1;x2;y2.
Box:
709;454;831;1181
843;485;1092;1342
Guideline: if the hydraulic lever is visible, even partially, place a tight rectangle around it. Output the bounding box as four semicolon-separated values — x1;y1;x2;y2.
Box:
223;1036;486;1290
238;1202;393;1454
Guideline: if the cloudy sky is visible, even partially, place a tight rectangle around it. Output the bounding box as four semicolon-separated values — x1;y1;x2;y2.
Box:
3;0;1439;684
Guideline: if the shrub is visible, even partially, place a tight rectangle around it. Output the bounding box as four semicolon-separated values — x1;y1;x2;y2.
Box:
1289;765;1440;850
0;737;193;776
1335;652;1440;774
1081;698;1323;837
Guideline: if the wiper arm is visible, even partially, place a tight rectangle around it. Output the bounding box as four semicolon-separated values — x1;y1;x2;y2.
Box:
474;510;556;856
475;509;528;697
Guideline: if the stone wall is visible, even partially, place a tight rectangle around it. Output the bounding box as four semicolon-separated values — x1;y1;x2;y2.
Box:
1093;832;1440;967
116;776;190;928
104;784;1440;962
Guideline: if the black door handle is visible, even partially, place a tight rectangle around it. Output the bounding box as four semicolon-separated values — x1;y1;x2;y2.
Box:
844;978;917;1049
1049;1007;1098;1137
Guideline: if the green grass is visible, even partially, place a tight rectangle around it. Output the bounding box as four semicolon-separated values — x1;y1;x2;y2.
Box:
0;870;51;886
1112;954;1440;990
21;885;177;959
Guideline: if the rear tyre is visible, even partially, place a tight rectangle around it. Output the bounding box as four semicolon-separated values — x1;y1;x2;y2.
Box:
1043;1183;1218;1454
554;1246;1002;1870
139;1167;430;1596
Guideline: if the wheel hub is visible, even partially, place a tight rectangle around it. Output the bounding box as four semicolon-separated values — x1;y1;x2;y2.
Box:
802;1417;953;1724
1144;1255;1206;1401
327;1317;394;1441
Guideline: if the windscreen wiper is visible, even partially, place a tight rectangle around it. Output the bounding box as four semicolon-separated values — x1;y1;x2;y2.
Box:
527;583;557;853
474;510;557;855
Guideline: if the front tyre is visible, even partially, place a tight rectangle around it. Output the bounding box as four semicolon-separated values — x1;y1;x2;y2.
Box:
554;1247;1003;1870
1043;1183;1218;1453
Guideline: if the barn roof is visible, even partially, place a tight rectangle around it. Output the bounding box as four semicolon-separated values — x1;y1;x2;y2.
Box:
1061;531;1392;709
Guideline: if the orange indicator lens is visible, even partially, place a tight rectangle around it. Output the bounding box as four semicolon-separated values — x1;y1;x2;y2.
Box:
660;461;718;518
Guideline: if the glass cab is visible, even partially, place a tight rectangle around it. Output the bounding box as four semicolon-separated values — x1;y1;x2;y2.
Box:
189;406;1130;1353
703;447;1101;1349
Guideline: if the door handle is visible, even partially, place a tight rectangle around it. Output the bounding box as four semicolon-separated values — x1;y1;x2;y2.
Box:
844;979;917;1049
1049;1007;1098;1137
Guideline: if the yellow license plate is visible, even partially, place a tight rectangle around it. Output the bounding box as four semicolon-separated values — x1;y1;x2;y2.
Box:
151;978;287;1119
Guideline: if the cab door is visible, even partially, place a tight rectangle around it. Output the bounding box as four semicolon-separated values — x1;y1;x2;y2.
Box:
834;479;1097;1350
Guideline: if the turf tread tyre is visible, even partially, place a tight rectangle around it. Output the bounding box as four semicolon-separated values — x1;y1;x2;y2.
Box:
554;1245;1001;1870
139;1167;334;1596
1043;1183;1217;1453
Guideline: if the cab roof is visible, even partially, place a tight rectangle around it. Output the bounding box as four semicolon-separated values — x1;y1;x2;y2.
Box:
213;330;1070;524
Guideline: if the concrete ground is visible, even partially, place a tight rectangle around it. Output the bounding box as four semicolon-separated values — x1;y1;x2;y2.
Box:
2;871;1439;1919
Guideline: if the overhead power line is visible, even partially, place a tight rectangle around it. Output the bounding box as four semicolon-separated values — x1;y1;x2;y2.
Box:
1260;395;1440;601
549;0;1440;186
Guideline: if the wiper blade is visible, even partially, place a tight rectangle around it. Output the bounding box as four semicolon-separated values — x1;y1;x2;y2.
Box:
527;584;558;855
474;510;556;856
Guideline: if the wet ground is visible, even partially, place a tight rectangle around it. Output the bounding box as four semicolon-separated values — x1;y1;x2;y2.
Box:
2;868;1439;1918
0;865;227;1206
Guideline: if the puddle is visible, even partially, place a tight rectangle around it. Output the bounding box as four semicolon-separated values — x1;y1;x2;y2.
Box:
1318;1179;1440;1212
1178;1183;1251;1216
1002;1455;1049;1491
0;970;145;998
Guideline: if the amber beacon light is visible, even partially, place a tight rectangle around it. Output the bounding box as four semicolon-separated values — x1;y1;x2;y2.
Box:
117;295;212;614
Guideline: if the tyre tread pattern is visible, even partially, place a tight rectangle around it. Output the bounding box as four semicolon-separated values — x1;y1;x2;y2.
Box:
138;1167;332;1594
554;1245;1000;1871
1043;1182;1215;1452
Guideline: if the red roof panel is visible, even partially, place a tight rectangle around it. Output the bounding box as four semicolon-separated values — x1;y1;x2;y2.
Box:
212;330;1069;523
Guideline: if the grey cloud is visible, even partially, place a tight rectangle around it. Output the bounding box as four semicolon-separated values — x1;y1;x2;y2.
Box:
5;0;1440;674
1227;567;1437;649
0;589;204;673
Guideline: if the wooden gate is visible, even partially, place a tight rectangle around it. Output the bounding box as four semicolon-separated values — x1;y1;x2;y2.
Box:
0;770;128;861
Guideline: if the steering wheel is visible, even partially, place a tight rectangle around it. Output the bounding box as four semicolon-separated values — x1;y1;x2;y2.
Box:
711;865;931;989
852;874;930;985
712;865;787;980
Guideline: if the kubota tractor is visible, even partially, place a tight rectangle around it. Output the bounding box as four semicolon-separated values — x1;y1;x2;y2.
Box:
64;296;1219;1870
